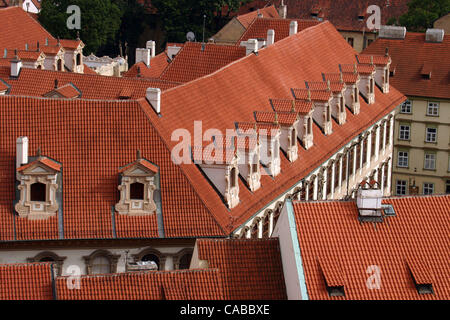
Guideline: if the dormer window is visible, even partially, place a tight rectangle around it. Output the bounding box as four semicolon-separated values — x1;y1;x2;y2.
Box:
76;53;82;66
236;133;261;192
15;146;62;221
115;151;159;216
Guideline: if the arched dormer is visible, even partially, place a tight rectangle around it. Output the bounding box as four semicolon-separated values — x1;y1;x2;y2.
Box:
15;149;62;220
115;151;158;216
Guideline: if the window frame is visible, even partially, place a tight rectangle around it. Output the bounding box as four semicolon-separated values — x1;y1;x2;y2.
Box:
397;151;409;168
424;153;436;170
425;127;437;143
400;100;412;114
423;183;434;195
399;124;411;141
396;180;407;195
426;102;439;117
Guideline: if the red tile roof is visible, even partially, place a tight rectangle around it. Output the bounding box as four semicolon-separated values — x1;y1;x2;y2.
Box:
0;67;180;100
275;0;410;32
0;79;8;91
292;195;450;300
123;52;169;79
0;263;54;300
118;158;159;174
17;156;62;172
270;98;313;114
306;81;345;94
363;32;450;99
292;88;332;102
340;63;375;75
160;42;247;83
197;239;287;299
238;17;320;43
45;83;81;99
152;21;405;231
56;269;224;300
0;95;225;241
323;72;359;84
0;7;55;53
82;64;97;75
236;5;280;29
254;110;298;126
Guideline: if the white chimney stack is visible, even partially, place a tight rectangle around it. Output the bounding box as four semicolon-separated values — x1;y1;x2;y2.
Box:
146;40;156;58
379;25;406;39
267;29;275;46
16;136;28;169
278;0;287;19
167;45;182;60
289;21;298;36
135;48;151;67
10;54;22;78
241;39;258;55
146;88;161;114
425;28;444;43
356;185;383;218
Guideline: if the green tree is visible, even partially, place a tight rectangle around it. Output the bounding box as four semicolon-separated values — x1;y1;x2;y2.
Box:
397;0;450;32
151;0;251;44
39;0;123;54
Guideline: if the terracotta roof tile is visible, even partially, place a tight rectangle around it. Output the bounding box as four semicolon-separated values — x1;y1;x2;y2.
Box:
340;63;375;75
123;53;170;79
292;195;450;299
277;0;409;32
292;88;332;102
17;156;62;172
357;54;391;66
160;42;246;83
238;17;320;43
197;238;287;299
270;98;314;114
48;83;81;99
363;32;450;99
323;72;359;84
306;80;345;93
0;262;54;300
56;269;224;300
254;110;298;126
236;5;280;29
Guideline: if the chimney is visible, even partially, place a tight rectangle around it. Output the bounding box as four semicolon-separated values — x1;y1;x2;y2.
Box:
289;21;298;36
379;25;406;39
241;39;258;55
167;45;182;60
146;40;156;58
135;48;151;67
267;29;275;46
16;136;28;169
146;88;161;114
356;182;383;220
278;0;287;19
425;28;444;43
10;50;22;78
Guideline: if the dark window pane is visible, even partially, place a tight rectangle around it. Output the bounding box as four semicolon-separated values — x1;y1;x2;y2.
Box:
30;183;46;202
130;182;144;200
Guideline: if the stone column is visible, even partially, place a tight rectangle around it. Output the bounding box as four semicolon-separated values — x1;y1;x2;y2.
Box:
331;162;336;199
387;157;392;196
374;125;380;161
313;176;318;201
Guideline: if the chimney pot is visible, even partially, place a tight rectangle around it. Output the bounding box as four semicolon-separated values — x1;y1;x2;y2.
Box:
289;21;298;36
146;88;161;114
267;29;275;46
16;136;28;169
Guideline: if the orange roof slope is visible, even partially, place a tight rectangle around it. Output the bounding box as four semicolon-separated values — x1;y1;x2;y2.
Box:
123;52;170;78
0;263;54;300
276;0;410;32
0;7;55;52
0;67;180;100
239;18;320;43
0;95;224;241
160;42;247;83
363;32;450;100
293;195;450;300
155;22;405;231
56;269;224;300
197;239;287;300
236;5;280;29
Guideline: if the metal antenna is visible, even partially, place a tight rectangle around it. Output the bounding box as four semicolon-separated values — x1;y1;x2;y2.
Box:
202;14;206;43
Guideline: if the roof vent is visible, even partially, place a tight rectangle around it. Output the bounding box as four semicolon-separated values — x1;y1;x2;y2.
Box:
146;88;161;114
289;20;298;36
356;181;383;221
379;25;406;39
425;28;444;43
267;29;275;46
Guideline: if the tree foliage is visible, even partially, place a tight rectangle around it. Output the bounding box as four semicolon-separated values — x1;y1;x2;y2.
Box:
394;0;450;32
39;0;123;54
151;0;251;43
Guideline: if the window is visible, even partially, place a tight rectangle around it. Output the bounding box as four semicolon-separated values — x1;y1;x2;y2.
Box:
130;182;144;200
370;78;374;94
30;182;46;202
142;254;160;270
399;124;410;140
91;256;111;274
446;180;450;194
178;253;193;270
397;151;409;168
424;153;436;170
291;128;297;147
423;183;434;195
426;102;439;116
425;127;437;143
400;100;412;114
307;117;312;134
396;180;407;195
251;153;259;173
347;37;354;47
230;167;238;188
57;59;63;71
76;53;82;66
